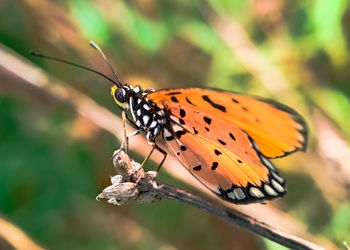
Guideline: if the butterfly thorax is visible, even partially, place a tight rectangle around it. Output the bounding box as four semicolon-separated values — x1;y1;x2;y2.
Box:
111;84;167;141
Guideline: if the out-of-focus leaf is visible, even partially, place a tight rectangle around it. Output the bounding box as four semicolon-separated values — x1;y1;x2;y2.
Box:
114;3;169;52
69;0;109;43
311;87;350;137
178;21;248;90
326;203;350;243
288;4;312;39
179;22;219;53
311;0;347;65
206;0;246;16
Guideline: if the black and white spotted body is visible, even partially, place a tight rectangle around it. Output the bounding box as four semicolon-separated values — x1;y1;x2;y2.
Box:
112;84;167;141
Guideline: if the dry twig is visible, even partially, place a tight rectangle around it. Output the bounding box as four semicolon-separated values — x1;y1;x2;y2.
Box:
0;217;45;250
98;150;324;250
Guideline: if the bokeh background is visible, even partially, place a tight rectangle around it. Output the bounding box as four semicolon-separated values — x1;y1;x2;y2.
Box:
1;1;350;249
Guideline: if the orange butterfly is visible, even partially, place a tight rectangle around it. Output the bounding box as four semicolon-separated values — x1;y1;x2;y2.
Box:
31;42;307;204
111;85;307;204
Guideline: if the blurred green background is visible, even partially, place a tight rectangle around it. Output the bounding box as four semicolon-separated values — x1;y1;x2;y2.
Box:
1;0;350;249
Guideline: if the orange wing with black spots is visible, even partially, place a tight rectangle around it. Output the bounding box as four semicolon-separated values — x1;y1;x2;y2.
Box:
162;108;286;203
146;88;307;203
148;88;307;159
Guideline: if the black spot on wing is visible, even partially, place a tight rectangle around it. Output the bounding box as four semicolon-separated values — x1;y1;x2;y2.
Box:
214;149;222;155
179;109;186;117
180;145;187;151
171;96;179;103
186;97;196;106
205;127;210;132
165;135;174;141
193;127;199;134
203;116;212;125
217;139;226;145
202;95;226;112
193;165;202;171
175;130;186;139
165;91;182;95
242;106;249;111
211;162;218;170
179;119;186;125
232;98;239;104
237;159;242;163
229;133;236;141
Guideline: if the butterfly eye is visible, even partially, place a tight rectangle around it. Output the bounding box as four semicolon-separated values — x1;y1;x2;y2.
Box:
115;87;127;103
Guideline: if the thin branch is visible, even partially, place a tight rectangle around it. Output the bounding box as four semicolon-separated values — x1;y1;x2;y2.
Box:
0;216;45;250
97;150;324;250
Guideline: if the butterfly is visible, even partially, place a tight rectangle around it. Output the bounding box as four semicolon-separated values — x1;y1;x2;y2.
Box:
31;42;307;204
111;83;307;204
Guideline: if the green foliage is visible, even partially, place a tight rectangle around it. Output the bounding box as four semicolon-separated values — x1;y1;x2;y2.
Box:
326;203;350;244
312;0;347;64
69;0;110;43
311;87;350;138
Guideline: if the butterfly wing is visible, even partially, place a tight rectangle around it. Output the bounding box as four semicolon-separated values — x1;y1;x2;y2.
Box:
162;109;286;203
148;88;307;158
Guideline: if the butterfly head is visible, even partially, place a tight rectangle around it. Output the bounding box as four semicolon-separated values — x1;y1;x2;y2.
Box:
111;84;130;110
111;83;148;110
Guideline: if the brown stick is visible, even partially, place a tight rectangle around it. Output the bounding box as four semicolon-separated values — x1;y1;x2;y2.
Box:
98;150;324;250
0;217;45;250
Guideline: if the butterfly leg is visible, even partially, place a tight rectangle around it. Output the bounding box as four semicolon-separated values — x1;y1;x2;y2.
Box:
155;145;167;172
121;111;140;153
124;130;140;154
140;143;156;167
121;111;128;152
140;142;167;172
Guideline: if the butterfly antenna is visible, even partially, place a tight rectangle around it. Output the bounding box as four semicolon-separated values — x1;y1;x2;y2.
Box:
89;41;122;87
29;50;118;86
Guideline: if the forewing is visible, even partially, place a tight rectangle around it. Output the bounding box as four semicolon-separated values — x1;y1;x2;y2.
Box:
148;88;307;158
